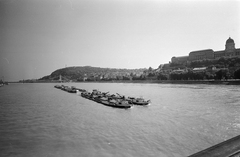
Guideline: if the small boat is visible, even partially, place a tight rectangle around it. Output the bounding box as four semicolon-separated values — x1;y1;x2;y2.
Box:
81;91;92;99
60;85;68;91
109;94;122;99
128;97;150;105
54;85;62;89
67;88;77;93
76;90;82;95
55;85;77;93
75;88;86;92
100;97;132;109
70;86;86;92
64;86;77;93
92;89;102;95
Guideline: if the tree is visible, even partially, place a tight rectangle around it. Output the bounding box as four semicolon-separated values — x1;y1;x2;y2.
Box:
148;67;153;72
157;73;168;80
215;69;229;80
234;68;240;79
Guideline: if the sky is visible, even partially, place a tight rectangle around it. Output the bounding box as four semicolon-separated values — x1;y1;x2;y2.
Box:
0;0;239;81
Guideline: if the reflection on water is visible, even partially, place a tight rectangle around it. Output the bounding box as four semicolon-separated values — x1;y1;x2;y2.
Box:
0;83;239;157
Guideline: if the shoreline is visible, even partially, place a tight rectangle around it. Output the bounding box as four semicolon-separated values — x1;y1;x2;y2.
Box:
15;79;240;85
110;80;240;85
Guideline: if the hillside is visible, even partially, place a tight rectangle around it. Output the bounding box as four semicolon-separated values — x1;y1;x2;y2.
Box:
39;66;147;81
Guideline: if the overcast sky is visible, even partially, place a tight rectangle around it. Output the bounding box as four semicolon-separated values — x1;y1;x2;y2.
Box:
0;0;239;81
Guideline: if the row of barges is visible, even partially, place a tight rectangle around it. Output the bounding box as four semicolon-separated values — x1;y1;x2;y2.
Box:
54;85;86;93
54;85;151;109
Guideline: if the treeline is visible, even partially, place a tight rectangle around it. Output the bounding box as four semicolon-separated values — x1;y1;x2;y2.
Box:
170;57;240;68
167;69;240;80
156;68;240;81
166;57;240;80
39;57;240;82
189;57;240;68
39;66;146;81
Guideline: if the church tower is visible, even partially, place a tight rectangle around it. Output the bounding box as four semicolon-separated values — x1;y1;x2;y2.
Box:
225;37;235;56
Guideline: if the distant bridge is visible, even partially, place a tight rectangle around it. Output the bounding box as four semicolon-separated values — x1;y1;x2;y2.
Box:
51;75;70;82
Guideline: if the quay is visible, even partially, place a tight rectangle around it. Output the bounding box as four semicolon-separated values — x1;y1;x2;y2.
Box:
189;135;240;157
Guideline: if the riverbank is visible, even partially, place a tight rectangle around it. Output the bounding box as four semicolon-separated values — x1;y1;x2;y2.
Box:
15;79;240;85
110;79;240;85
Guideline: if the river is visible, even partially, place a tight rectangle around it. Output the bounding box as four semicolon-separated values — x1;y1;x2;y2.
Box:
0;83;239;157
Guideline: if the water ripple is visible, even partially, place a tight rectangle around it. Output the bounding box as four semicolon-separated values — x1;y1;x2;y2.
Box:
0;83;240;157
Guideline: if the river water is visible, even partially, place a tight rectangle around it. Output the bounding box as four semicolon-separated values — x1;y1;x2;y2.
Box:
0;83;240;157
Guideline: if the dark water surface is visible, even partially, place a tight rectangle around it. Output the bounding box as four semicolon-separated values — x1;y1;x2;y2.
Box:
0;83;240;157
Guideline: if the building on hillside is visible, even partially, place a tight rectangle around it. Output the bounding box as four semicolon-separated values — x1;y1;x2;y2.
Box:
189;49;214;61
159;63;173;72
172;69;187;73
214;50;226;58
192;67;207;72
171;37;240;64
171;56;189;64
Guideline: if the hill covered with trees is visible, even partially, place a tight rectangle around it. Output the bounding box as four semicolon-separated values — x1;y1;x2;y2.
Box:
39;66;147;81
38;57;240;82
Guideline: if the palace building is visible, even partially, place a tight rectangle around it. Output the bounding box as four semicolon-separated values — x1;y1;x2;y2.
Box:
171;37;240;64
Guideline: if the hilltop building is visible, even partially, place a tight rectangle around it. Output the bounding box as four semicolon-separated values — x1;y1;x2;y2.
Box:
171;37;240;64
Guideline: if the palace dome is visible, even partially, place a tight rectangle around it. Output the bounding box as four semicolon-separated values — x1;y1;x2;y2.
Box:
226;37;234;44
